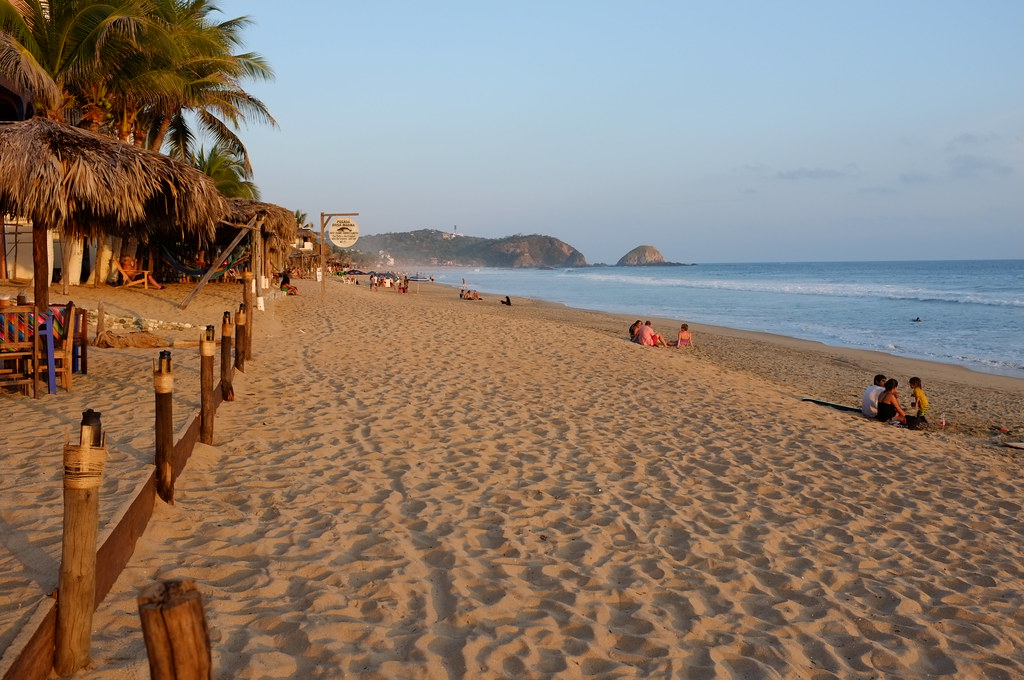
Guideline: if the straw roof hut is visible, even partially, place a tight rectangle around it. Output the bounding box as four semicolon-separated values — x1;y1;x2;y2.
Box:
225;199;296;243
0;117;227;309
224;198;298;274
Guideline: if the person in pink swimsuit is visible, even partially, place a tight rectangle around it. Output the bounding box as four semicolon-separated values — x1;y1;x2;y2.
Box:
672;323;693;347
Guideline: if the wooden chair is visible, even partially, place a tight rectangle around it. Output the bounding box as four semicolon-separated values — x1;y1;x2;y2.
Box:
112;258;151;289
38;302;76;393
0;304;41;398
72;306;89;374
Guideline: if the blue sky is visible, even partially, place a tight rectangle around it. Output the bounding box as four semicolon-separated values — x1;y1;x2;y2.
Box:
214;1;1023;264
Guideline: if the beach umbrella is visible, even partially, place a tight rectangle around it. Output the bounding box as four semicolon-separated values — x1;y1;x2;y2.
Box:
0;117;228;310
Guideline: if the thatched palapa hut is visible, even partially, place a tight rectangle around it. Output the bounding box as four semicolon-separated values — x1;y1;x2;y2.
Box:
224;198;298;278
0;117;227;310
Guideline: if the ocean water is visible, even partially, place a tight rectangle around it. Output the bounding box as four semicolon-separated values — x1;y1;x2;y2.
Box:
434;260;1024;377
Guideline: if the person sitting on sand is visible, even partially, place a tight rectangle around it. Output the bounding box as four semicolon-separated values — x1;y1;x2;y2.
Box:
279;269;298;296
120;256;162;289
628;320;643;342
876;378;907;425
909;376;929;424
671;323;694;347
636;320;668;347
861;374;887;417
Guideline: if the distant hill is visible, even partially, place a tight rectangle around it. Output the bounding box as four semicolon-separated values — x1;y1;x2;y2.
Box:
355;229;588;268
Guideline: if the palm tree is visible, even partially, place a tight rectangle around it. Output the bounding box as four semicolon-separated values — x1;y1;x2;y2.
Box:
0;0;152;123
0;0;274;161
294;209;312;230
139;0;275;169
193;143;259;199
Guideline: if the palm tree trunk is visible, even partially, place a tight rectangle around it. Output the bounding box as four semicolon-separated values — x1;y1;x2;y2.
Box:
66;235;85;287
149;116;171;152
60;232;72;294
95;236;118;285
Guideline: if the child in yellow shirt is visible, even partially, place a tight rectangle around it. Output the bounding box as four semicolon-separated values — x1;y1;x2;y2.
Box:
909;376;929;423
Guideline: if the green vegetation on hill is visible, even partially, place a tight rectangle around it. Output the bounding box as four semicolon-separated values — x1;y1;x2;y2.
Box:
355;229;588;268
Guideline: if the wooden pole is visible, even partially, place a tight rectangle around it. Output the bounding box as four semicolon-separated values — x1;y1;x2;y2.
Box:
55;409;107;676
137;580;212;680
0;216;7;280
220;312;234;401
33;223;49;313
253;226;264;304
234;304;246;372
178;223;252;310
95;301;105;342
154;351;174;504
241;272;254;362
199;327;215;445
319;213;327;298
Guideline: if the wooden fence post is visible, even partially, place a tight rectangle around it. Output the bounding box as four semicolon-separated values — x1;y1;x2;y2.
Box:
154;351;174;504
234;304;246;373
137;580;212;680
220;312;234;401
241;272;254;362
55;409;107;676
199;326;215;445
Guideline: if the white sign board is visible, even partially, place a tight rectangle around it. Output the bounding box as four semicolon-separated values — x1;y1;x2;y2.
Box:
328;217;359;248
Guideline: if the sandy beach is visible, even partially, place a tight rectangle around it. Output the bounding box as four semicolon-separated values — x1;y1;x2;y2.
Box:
2;277;1023;679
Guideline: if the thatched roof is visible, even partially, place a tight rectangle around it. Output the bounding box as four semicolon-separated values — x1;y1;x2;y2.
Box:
0;117;226;241
225;198;297;247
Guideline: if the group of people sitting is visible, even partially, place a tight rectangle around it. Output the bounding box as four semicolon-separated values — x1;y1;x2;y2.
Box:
629;320;694;347
459;289;483;300
862;373;930;429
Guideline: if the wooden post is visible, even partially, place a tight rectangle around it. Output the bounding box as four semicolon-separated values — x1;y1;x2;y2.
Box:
178;224;251;310
220;312;234;401
55;409;107;676
234;304;246;372
95;301;105;342
199;326;215;445
241;271;254;362
137;580;212;680
154;351;174;504
253;226;264;304
320;213;327;298
33;222;49;313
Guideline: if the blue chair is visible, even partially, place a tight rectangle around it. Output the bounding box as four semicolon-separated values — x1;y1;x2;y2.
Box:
37;302;76;394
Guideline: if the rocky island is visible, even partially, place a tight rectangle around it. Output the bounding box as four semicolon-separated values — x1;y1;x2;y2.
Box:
615;245;692;266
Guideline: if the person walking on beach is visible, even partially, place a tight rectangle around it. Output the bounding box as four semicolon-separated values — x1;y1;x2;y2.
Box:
861;374;887;417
